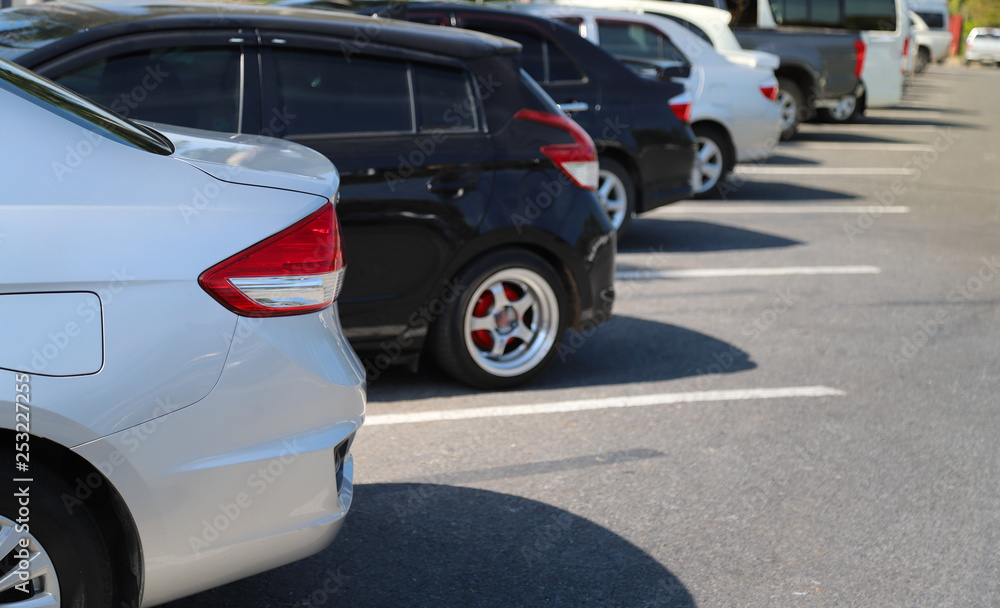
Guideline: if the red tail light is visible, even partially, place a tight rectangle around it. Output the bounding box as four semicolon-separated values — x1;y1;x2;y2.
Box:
514;108;598;190
199;201;345;317
669;92;692;123
854;39;867;78
759;80;779;102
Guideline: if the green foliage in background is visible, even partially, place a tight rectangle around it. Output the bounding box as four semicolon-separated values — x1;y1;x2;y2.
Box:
950;0;1000;51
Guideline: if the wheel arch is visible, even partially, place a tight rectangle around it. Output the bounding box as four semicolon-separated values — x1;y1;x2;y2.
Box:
0;428;142;608
597;144;643;214
775;67;815;113
691;119;737;171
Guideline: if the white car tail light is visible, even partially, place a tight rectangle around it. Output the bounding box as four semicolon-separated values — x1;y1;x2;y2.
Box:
759;77;779;102
669;92;692;123
514;108;598;190
199;201;345;316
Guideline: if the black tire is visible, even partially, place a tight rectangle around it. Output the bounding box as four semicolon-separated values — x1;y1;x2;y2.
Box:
0;457;116;607
429;250;568;390
915;47;931;73
777;77;804;141
691;123;733;200
817;93;862;124
596;157;635;237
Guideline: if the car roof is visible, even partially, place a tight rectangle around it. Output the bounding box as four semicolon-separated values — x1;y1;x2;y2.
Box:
0;0;519;63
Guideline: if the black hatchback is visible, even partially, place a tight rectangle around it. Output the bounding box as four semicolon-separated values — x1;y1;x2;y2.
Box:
362;2;698;235
1;1;616;389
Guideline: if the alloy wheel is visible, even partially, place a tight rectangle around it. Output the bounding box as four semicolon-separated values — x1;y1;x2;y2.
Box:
0;517;61;607
463;268;560;378
597;169;628;231
692;135;724;194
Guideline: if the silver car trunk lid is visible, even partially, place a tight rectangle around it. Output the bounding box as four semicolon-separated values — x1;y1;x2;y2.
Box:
155;124;339;200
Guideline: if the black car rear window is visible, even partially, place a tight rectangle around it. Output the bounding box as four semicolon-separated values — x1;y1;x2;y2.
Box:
0;58;173;155
273;48;413;136
54;46;243;132
475;27;584;84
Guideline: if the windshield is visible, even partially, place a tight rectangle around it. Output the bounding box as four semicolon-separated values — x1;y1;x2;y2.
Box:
0;8;85;61
0;58;174;155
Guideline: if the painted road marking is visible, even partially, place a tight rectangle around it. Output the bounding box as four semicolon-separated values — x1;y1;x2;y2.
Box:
615;266;881;281
666;204;910;214
366;386;845;426
735;167;918;176
782;143;936;152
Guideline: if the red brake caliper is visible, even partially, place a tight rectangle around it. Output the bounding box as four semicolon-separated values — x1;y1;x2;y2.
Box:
470;283;524;352
470;290;494;350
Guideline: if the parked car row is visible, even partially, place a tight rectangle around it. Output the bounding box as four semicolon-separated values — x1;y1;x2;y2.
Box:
0;0;961;605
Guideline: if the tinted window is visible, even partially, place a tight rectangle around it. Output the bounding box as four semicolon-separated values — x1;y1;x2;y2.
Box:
0;9;85;61
766;0;897;31
412;63;476;131
770;0;808;24
728;0;759;26
597;20;689;64
546;40;585;81
555;17;584;35
916;11;945;29
843;0;897;30
272;49;412;136
471;27;583;84
55;47;242;132
0;59;172;154
660;14;714;44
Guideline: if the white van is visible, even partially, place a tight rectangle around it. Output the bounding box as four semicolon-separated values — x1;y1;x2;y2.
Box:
733;0;908;119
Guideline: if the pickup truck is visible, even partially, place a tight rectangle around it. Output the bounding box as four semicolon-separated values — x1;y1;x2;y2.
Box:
730;27;863;139
560;0;864;139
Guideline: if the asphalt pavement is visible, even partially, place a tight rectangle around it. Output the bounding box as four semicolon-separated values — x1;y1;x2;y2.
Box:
165;64;1000;608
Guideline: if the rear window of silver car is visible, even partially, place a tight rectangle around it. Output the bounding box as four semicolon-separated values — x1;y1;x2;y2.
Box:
0;58;173;155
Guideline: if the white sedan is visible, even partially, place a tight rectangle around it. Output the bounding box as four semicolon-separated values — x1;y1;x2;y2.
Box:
0;58;364;606
519;4;782;198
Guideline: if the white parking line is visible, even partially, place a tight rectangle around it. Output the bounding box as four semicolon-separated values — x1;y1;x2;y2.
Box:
667;204;910;214
797;125;941;132
783;143;935;152
735;167;917;176
365;386;845;426
615;266;881;280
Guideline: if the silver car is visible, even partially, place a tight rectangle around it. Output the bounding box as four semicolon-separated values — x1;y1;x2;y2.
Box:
0;59;364;606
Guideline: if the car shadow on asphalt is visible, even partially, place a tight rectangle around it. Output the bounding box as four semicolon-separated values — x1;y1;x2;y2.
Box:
853;116;970;129
162;482;697;608
711;180;860;201
367;315;754;401
618;219;802;253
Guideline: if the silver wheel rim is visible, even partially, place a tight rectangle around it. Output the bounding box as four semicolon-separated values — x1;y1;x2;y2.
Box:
829;96;857;121
778;90;797;132
0;516;60;606
463;267;559;378
597;169;628;231
692;135;724;194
